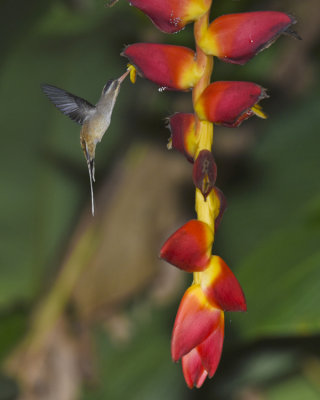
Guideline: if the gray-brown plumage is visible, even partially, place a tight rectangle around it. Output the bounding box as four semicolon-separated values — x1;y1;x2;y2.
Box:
41;70;129;215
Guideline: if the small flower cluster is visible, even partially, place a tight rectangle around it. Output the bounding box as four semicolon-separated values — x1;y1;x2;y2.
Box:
119;0;298;388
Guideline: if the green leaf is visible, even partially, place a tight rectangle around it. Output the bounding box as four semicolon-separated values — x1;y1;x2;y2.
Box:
267;376;320;400
220;89;320;338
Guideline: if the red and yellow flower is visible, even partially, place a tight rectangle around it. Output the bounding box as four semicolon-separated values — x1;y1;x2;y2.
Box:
120;0;298;389
169;255;246;388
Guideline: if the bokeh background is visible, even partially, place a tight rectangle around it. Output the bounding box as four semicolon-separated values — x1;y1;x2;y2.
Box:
0;0;320;399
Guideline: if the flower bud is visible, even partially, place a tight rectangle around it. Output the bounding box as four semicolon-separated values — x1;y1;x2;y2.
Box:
160;220;213;272
201;256;247;312
167;113;197;162
130;0;212;33
197;11;298;64
193;150;217;199
122;43;204;91
171;284;221;361
195;81;268;127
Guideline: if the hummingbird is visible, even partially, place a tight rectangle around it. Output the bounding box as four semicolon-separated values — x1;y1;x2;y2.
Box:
41;69;130;216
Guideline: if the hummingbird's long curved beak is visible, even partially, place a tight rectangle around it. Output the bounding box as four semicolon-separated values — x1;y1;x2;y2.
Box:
118;69;130;84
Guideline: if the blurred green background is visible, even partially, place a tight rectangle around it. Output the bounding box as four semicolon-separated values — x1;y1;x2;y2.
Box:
0;0;320;399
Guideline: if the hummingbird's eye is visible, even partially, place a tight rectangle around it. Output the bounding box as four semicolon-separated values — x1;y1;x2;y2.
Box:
103;80;114;93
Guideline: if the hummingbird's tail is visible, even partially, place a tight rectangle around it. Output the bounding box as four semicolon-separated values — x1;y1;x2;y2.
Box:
87;159;95;216
83;143;95;216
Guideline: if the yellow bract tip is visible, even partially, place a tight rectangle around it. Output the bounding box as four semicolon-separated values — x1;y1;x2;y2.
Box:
167;138;173;150
127;63;137;84
251;104;268;119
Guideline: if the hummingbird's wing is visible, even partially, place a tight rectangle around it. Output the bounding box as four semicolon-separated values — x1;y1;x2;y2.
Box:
41;84;96;125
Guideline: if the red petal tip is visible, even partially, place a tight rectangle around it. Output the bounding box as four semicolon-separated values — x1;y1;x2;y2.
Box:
197;313;224;378
182;349;208;389
160;220;213;272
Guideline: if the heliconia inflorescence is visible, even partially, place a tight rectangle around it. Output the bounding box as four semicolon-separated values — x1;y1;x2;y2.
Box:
116;0;299;389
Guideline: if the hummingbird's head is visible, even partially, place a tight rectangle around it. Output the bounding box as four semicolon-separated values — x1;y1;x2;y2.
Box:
102;70;130;97
102;79;120;96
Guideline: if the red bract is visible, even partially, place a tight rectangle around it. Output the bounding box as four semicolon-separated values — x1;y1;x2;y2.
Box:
119;0;297;390
196;315;224;378
182;318;224;387
198;11;297;64
122;44;204;91
130;0;212;34
160;220;213;272
193;150;217;199
182;348;207;389
172;284;225;388
172;255;244;387
201;256;247;312
171;284;221;361
167;113;198;162
195;81;268;127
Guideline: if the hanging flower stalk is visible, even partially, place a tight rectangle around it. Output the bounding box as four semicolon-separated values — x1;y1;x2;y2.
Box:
118;0;298;389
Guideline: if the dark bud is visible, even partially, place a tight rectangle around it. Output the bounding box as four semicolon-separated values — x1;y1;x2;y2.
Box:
193;150;217;200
